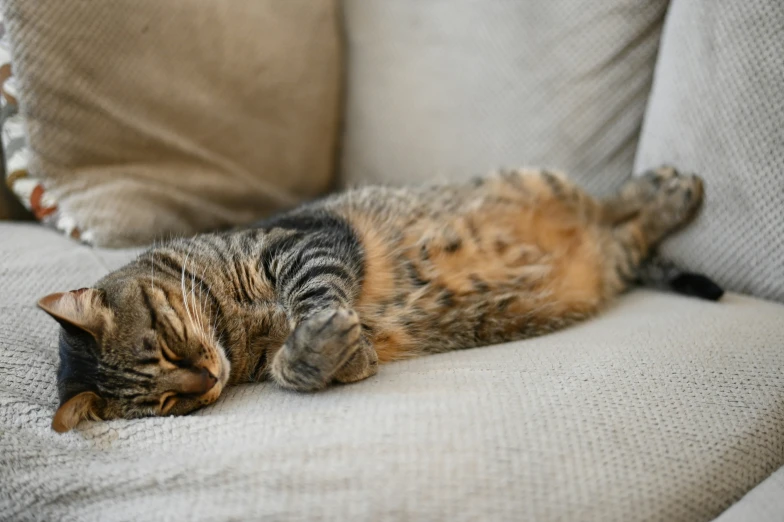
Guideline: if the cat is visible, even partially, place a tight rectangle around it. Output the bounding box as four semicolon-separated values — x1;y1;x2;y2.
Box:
38;166;722;433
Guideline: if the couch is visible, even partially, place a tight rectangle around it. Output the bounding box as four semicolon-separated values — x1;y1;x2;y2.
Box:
1;1;783;521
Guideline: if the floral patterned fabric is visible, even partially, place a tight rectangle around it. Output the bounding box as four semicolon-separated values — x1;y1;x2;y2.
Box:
0;12;60;228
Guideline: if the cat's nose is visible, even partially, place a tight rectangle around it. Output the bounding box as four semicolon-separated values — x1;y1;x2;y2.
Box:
170;367;217;395
201;368;218;392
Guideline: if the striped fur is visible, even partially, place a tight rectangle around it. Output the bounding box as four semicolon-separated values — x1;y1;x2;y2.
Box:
38;166;720;431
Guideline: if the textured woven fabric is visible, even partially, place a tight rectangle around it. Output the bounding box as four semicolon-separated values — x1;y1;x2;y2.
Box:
635;0;784;302
0;0;341;247
0;10;36;222
715;465;784;522
2;222;784;521
340;0;668;196
0;11;32;222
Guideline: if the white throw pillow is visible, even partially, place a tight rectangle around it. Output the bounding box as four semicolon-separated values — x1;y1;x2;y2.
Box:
635;0;784;302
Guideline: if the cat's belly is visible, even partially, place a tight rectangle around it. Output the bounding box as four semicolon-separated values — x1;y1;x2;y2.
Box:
348;195;606;362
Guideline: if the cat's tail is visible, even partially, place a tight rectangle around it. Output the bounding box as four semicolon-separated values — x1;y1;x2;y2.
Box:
637;257;724;301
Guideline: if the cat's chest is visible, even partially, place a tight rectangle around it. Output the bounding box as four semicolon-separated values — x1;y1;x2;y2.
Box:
220;300;289;383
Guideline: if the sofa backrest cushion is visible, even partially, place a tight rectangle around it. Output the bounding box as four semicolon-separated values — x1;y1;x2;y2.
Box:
340;1;669;196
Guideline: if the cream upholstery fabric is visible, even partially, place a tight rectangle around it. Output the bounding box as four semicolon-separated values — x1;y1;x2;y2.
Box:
635;0;784;302
1;0;341;247
340;0;668;196
715;465;784;522
2;222;783;521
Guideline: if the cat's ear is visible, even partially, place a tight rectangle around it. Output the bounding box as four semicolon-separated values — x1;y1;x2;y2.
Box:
52;391;103;433
37;288;108;339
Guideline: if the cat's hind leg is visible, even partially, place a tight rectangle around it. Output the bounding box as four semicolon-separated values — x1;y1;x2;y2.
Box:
600;166;704;296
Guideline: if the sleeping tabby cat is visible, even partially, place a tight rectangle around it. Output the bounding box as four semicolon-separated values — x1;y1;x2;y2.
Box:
38;166;722;433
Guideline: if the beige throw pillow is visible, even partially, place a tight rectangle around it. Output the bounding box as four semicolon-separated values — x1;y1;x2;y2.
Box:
2;0;341;247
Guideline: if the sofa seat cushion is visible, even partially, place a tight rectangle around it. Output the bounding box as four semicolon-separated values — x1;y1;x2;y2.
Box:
1;222;783;521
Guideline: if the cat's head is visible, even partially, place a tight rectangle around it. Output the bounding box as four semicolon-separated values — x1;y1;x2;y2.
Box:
38;262;231;433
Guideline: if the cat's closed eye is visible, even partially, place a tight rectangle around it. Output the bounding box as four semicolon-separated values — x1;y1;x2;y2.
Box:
159;338;184;366
160;393;179;415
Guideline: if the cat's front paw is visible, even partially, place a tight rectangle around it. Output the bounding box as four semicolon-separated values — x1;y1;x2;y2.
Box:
293;307;362;359
270;307;362;391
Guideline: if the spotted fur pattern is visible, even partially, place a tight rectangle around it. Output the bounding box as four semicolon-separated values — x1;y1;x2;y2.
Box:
38;166;711;431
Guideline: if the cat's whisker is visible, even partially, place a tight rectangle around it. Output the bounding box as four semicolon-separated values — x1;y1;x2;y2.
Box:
190;266;197;328
149;239;157;293
180;239;199;336
189;253;209;344
196;261;212;342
